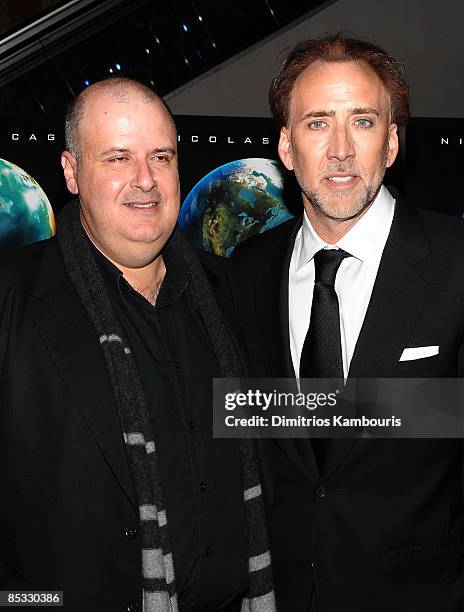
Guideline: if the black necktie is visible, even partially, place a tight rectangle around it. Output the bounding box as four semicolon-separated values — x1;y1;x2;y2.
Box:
299;248;350;468
299;248;350;379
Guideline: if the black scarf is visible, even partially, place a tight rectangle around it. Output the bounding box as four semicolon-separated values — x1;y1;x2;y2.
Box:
57;201;275;612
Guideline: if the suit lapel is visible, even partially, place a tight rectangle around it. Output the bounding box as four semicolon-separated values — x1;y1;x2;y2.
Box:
254;216;320;483
257;221;298;379
349;199;431;377
320;200;431;480
31;239;138;513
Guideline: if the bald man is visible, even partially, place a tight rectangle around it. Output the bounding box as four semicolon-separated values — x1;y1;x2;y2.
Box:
0;79;274;612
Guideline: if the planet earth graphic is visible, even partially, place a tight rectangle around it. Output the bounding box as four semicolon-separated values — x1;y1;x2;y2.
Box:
0;158;55;248
178;158;294;257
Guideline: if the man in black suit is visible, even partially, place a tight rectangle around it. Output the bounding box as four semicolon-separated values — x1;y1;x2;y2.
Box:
0;78;274;612
230;34;464;611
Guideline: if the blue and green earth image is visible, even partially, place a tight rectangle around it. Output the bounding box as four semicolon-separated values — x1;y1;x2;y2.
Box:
0;158;55;248
178;158;293;257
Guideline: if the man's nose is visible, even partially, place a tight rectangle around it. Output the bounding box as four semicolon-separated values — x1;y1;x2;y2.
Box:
327;125;355;162
131;159;157;191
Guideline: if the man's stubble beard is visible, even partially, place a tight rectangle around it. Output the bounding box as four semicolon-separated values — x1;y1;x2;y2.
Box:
294;149;389;222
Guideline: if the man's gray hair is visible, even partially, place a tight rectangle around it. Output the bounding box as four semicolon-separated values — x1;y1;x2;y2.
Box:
64;77;175;159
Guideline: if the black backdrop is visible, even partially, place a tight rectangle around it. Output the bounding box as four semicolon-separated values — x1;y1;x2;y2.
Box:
0;115;462;246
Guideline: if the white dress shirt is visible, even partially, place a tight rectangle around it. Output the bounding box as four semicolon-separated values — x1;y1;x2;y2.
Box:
289;185;396;378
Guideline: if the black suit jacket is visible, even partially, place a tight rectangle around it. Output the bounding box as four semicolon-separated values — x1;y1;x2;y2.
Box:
230;195;464;612
0;236;235;612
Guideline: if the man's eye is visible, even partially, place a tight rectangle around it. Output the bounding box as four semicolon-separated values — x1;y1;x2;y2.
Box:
355;118;373;128
309;120;326;129
153;154;170;162
109;156;128;163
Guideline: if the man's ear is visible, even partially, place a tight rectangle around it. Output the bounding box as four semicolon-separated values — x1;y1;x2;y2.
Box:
61;151;79;195
278;127;294;171
385;123;399;168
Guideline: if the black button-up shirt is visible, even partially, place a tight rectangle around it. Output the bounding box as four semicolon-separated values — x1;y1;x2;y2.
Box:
91;239;247;611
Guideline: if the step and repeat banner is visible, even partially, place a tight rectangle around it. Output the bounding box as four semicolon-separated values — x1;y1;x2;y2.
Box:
0;115;461;253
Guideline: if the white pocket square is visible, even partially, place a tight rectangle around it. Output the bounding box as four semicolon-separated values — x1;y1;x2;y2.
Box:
399;346;439;362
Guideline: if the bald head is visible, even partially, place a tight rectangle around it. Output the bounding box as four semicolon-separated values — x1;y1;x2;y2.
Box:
65;78;176;159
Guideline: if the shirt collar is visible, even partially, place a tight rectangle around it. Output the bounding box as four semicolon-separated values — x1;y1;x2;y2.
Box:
296;185;396;270
89;233;188;308
89;238;123;288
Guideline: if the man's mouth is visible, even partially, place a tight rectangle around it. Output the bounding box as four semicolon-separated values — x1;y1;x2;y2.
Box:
123;201;159;208
327;175;356;183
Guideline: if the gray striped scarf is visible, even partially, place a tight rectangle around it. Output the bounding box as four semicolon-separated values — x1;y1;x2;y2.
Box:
57;201;275;612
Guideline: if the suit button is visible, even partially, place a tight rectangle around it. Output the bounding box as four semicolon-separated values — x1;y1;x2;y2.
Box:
199;482;206;491
127;603;139;612
124;526;137;540
315;486;327;498
188;420;195;429
204;546;211;557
